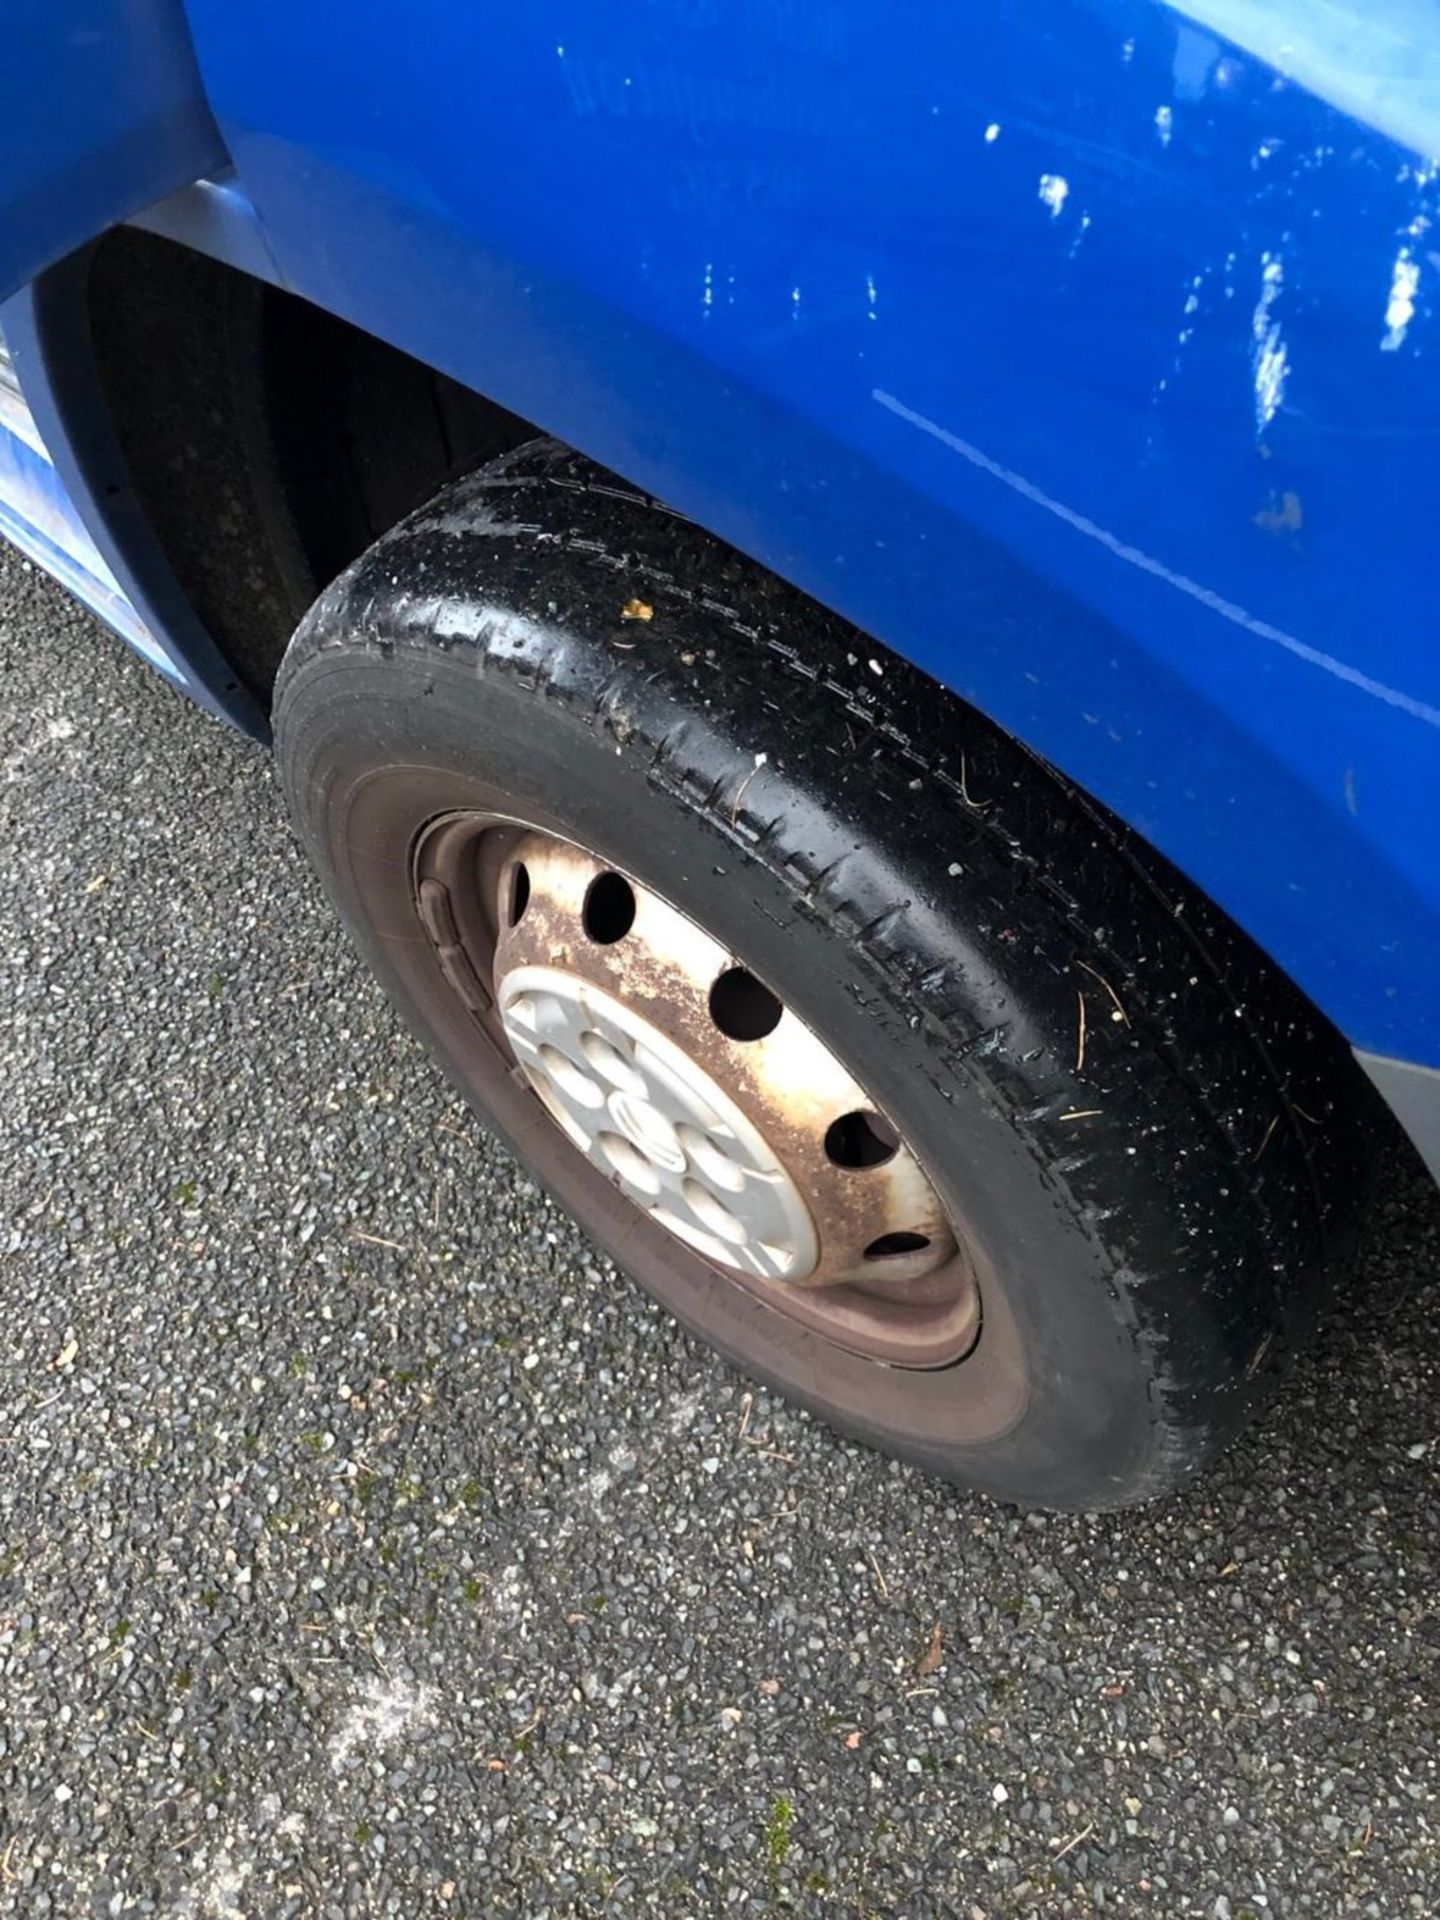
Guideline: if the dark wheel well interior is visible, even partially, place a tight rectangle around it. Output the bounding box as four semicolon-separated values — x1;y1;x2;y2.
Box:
87;228;537;706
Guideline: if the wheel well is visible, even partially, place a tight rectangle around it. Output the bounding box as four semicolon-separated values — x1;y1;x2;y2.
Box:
86;227;537;706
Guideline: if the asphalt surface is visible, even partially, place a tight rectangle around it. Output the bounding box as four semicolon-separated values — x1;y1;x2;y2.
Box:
0;543;1436;1920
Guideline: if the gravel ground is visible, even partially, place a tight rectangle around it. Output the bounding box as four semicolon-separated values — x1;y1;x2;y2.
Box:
0;544;1436;1920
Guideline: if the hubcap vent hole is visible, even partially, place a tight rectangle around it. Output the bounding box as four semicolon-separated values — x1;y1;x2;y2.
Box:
537;1043;605;1110
676;1121;747;1194
583;871;636;944
824;1108;900;1169
508;861;531;927
598;1131;662;1196
709;967;783;1041
682;1178;750;1245
580;1029;646;1096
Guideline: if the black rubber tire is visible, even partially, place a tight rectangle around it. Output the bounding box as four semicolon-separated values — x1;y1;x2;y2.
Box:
274;439;1374;1511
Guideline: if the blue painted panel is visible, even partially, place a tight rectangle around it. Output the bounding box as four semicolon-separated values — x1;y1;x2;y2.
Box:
0;346;170;671
0;1;224;302
0;437;170;673
180;0;1440;1063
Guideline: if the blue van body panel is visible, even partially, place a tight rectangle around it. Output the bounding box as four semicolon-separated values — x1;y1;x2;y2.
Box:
0;2;1436;1082
178;0;1440;1065
0;377;167;672
0;0;223;297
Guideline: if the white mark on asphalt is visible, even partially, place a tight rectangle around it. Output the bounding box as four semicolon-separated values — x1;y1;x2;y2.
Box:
175;1845;253;1918
584;1441;638;1507
490;1564;526;1628
667;1389;703;1436
330;1674;435;1771
3;713;75;784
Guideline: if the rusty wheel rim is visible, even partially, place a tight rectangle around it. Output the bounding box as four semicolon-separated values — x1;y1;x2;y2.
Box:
413;815;980;1369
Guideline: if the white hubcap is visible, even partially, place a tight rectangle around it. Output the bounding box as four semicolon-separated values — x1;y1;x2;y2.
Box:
499;964;820;1281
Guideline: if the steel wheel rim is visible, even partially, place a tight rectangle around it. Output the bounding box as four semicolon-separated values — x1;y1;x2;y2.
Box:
412;814;980;1369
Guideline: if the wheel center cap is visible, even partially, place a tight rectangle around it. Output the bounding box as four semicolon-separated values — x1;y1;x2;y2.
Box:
608;1090;686;1173
497;963;819;1282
